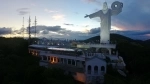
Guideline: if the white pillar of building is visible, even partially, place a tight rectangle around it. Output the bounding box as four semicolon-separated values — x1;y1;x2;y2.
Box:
41;56;43;60
96;48;99;52
75;60;76;66
47;56;48;61
108;48;111;55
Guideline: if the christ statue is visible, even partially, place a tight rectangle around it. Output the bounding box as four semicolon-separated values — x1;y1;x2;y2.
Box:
85;1;123;44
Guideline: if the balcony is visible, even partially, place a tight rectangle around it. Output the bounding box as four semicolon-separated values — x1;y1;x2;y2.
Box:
77;43;116;49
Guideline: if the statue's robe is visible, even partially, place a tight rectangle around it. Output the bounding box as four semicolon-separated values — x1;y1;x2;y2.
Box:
88;8;122;43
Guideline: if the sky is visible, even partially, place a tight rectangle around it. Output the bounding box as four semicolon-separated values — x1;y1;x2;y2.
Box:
0;0;150;40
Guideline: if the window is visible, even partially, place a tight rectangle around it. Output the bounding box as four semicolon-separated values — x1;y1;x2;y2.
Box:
72;60;75;65
40;56;42;60
43;56;47;60
64;59;67;64
101;66;105;71
76;60;79;66
48;56;50;60
94;66;98;74
61;58;63;63
54;57;57;61
82;61;85;67
50;57;53;62
87;65;91;74
68;59;71;64
58;58;60;62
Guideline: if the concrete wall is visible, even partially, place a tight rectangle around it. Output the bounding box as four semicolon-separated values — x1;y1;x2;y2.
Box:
85;57;107;76
77;44;116;49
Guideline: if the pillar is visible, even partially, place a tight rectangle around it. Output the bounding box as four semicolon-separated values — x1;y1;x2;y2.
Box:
75;60;77;66
71;59;73;65
41;56;43;60
107;48;111;55
116;51;118;56
50;56;52;63
96;48;99;52
47;56;48;61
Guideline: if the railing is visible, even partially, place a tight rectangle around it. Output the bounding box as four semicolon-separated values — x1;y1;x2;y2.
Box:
77;43;116;49
77;43;116;45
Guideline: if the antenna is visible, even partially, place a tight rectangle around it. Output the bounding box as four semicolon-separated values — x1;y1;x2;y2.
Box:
22;17;24;38
35;16;37;38
28;16;31;44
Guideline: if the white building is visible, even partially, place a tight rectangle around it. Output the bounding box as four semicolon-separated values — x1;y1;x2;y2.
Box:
28;42;126;84
28;1;125;83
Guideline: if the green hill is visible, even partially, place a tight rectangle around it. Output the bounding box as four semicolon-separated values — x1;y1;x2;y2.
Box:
84;34;150;74
84;34;134;43
84;34;150;47
83;34;150;84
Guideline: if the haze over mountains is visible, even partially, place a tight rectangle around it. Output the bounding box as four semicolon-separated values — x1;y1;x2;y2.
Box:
84;34;150;46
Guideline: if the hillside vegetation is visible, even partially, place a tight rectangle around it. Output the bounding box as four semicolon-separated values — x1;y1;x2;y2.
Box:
84;34;150;84
0;35;150;84
0;37;76;84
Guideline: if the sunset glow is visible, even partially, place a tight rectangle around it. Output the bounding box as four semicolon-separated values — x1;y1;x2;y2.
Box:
0;0;149;40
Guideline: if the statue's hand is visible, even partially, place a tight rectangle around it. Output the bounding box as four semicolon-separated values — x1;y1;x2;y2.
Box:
84;14;89;18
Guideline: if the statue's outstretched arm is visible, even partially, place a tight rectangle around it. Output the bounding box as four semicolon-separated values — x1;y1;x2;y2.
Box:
111;1;123;16
85;10;101;19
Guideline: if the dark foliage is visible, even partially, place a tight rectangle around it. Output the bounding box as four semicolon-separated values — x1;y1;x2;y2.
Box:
0;35;150;84
84;34;150;84
0;37;76;84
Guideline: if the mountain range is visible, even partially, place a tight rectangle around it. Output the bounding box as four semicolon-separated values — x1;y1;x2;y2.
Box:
84;34;150;47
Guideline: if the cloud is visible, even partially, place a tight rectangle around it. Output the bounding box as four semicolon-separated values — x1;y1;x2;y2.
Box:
88;27;100;34
110;0;150;31
1;24;149;40
82;25;89;27
17;8;30;15
30;3;36;6
41;30;49;34
82;0;101;5
111;30;150;40
52;14;65;21
86;0;150;31
28;25;64;34
44;9;58;13
75;12;79;14
117;30;150;36
82;26;150;40
0;27;12;35
82;0;100;3
88;27;150;37
64;23;74;26
85;25;89;27
17;8;29;10
24;25;91;40
88;28;150;40
13;28;25;34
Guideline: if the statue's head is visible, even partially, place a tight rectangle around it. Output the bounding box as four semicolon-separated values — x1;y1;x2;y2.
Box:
103;2;108;10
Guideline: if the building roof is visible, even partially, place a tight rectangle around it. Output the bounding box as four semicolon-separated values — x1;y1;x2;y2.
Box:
85;56;106;62
29;44;84;52
29;44;58;48
107;55;119;60
48;47;75;51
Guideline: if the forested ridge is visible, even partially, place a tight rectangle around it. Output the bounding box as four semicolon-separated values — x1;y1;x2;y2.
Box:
85;34;150;84
0;37;77;84
0;34;150;84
